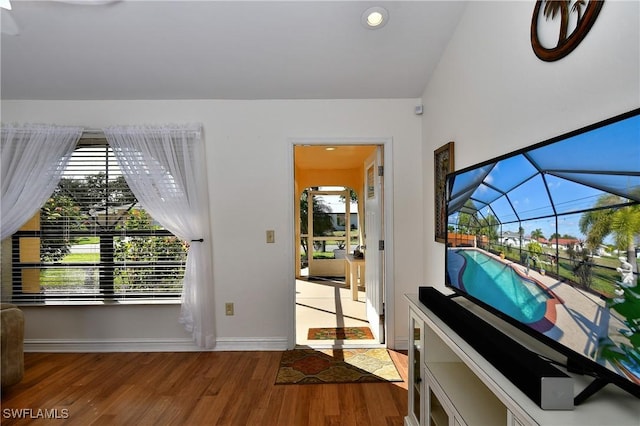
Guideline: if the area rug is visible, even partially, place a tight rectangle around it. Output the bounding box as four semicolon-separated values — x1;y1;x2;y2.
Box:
275;348;402;384
307;327;374;340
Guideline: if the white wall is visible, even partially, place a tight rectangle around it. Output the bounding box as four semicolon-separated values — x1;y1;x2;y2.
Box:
421;1;640;291
10;1;636;353
1;99;424;351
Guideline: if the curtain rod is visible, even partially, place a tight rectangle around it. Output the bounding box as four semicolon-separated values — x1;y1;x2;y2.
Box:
80;125;202;139
80;128;105;139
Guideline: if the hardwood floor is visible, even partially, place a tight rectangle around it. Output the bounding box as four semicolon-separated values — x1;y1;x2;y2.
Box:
1;350;408;425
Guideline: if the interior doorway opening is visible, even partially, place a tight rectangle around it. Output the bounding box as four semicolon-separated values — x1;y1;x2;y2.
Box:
293;144;384;348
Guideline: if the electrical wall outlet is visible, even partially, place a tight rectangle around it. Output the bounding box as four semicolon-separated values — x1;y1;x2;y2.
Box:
266;230;275;243
225;302;234;316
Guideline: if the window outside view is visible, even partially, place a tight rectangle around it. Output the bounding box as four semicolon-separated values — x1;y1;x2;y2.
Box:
10;143;187;302
299;187;359;271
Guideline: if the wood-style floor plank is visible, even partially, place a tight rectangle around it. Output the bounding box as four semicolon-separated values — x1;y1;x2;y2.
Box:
1;350;408;425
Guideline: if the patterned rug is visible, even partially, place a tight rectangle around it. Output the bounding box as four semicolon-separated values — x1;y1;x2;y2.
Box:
275;348;402;384
307;327;374;340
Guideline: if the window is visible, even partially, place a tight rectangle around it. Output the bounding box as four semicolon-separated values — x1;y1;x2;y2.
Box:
8;139;187;303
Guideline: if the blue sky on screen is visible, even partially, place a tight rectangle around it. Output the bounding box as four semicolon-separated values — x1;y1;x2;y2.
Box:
449;113;639;243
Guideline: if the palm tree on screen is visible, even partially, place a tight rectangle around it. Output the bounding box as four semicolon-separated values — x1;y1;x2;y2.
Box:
531;228;545;242
580;194;640;274
611;205;640;274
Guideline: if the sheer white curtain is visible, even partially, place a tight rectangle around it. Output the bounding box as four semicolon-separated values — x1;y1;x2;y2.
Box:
1;124;83;240
103;124;215;348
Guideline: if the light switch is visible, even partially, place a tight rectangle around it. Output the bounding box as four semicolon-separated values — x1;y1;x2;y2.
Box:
266;230;275;243
225;302;234;316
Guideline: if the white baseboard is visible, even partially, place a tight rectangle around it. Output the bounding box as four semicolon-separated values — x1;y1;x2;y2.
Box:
212;337;288;351
25;338;201;352
24;337;289;352
394;338;409;351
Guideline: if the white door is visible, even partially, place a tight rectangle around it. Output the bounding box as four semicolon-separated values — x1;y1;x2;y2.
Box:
363;147;384;342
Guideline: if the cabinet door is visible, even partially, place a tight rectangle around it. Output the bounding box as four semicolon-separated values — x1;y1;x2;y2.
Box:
425;367;467;426
426;379;449;426
452;417;468;426
408;309;424;425
507;410;530;426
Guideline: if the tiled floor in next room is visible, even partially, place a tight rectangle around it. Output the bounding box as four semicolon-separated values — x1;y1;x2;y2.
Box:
295;272;379;348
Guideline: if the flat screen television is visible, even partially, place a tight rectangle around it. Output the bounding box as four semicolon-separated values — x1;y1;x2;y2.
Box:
445;108;640;404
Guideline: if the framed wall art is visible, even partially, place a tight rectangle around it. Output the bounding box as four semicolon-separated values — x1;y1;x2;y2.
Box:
530;0;604;62
434;141;454;243
367;165;375;199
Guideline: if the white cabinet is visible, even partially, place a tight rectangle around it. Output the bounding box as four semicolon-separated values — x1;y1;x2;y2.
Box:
405;293;522;426
425;365;467;426
424;362;505;426
407;308;424;425
405;294;640;426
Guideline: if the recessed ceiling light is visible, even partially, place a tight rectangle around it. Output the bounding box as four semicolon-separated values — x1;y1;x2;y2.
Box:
367;11;383;26
362;6;388;30
325;147;336;151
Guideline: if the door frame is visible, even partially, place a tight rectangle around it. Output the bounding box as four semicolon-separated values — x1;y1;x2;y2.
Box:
287;137;395;349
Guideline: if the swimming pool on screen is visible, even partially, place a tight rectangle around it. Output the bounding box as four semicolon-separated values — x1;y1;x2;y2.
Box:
447;249;556;325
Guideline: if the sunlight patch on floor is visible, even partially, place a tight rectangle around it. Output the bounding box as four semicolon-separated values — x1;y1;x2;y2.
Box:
295;277;378;348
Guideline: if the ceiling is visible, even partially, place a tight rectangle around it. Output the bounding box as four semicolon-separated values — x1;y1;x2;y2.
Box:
295;145;376;170
0;1;467;100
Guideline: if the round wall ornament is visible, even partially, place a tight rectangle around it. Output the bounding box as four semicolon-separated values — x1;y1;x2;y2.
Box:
531;0;604;62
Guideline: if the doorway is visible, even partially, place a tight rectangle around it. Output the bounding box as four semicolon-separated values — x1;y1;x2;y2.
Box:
292;142;390;349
